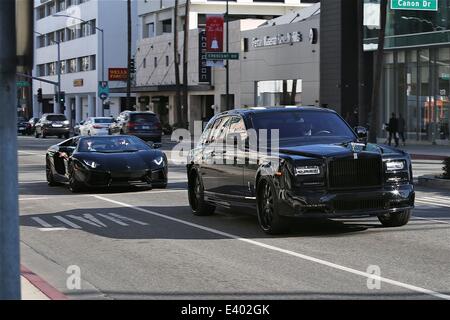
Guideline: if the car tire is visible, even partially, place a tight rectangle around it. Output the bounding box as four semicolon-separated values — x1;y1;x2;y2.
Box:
378;210;411;227
188;170;215;216
256;177;289;235
68;164;84;193
46;158;58;187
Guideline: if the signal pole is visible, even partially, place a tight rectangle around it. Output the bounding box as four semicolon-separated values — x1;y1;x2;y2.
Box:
0;0;21;299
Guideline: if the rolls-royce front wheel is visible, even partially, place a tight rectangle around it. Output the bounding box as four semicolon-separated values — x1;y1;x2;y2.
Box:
378;210;411;227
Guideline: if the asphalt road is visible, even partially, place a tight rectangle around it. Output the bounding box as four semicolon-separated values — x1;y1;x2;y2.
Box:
18;135;450;300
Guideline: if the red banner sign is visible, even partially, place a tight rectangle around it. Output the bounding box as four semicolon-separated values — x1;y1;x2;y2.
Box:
206;15;224;67
108;68;128;81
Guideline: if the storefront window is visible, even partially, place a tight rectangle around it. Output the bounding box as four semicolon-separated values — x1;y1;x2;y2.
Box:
381;47;450;143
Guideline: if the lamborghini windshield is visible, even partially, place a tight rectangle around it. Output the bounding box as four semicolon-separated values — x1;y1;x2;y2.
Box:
78;136;150;153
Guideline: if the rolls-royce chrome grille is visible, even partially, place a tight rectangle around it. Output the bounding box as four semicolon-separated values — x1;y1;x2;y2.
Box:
328;157;382;189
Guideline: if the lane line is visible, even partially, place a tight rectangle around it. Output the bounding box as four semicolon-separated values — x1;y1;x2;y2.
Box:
420;197;450;205
412;216;450;225
54;215;82;229
67;214;104;228
415;200;450;208
94;195;450;300
31;217;53;228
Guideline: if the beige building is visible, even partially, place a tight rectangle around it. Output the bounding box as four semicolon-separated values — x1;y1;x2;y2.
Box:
132;0;319;130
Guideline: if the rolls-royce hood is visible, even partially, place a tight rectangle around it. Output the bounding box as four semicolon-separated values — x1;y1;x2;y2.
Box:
279;143;402;159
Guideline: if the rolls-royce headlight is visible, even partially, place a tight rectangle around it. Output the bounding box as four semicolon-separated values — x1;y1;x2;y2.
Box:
295;166;321;175
153;156;165;166
83;159;99;169
385;160;405;172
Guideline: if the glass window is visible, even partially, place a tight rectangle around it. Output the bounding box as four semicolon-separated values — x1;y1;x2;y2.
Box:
67;27;76;41
80;56;91;71
47;62;56;76
46;2;55;16
209;116;231;144
145;22;154;38
227;116;248;143
38;35;46;48
57;29;65;42
162;19;172;33
57;0;66;12
38;64;46;77
47;32;55;46
60;61;66;74
90;20;97;35
37;6;46;20
251;110;356;145
68;58;77;73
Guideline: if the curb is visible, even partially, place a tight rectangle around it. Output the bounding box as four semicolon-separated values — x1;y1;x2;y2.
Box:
21;265;68;300
417;175;450;191
411;154;447;161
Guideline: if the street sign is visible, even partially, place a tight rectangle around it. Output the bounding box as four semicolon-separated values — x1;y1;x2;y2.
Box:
98;81;109;100
206;52;239;60
390;0;438;11
16;81;30;88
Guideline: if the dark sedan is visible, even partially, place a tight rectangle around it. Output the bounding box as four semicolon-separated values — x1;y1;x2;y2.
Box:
187;107;415;234
46;135;168;192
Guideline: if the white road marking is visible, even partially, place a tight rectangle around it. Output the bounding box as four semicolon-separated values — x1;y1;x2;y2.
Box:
67;214;104;228
83;214;107;227
412;216;450;225
107;212;148;226
31;217;53;228
18;151;45;157
54;215;82;229
97;213;129;226
416;200;450;208
19;180;48;185
38;227;68;232
420;196;450;203
94;195;450;301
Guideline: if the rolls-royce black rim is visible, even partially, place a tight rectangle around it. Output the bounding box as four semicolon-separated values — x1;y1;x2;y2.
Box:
190;174;202;210
259;181;274;229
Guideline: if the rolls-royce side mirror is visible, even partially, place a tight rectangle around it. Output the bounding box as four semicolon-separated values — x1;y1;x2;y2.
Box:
354;126;368;142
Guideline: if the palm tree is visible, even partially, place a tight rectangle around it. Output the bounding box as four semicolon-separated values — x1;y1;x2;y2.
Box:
182;0;190;129
368;0;388;143
174;0;182;125
126;0;132;110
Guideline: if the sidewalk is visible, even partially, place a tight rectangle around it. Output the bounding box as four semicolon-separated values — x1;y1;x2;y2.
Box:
21;265;67;300
395;144;450;160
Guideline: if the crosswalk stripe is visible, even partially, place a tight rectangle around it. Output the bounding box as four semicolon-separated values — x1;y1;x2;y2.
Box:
415;200;450;208
420;197;450;204
31;217;52;228
107;212;148;226
97;213;129;226
54;216;82;229
67;214;104;227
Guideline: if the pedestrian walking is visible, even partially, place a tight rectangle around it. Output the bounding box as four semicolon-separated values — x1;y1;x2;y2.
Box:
398;114;406;146
388;112;399;147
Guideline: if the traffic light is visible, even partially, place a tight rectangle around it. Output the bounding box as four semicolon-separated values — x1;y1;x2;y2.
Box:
59;91;65;105
130;58;136;74
37;88;42;102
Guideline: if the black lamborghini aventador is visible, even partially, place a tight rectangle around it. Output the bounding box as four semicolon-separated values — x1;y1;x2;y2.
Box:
45;135;168;192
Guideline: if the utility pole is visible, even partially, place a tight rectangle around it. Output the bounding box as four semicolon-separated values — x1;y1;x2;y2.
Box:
182;0;190;129
126;0;132;110
225;0;230;110
0;0;21;299
174;0;182;125
368;0;388;143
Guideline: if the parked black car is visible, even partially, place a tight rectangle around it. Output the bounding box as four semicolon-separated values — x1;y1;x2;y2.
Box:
45;135;168;192
110;111;162;143
17;117;31;135
35;113;70;139
187;107;415;234
28;117;40;135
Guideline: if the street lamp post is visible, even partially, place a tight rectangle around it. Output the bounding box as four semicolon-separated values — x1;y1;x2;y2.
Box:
225;0;230;110
53;14;105;115
35;31;61;114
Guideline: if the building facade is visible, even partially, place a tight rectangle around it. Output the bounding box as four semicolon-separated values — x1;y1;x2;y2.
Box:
132;0;319;130
364;0;450;145
33;0;137;124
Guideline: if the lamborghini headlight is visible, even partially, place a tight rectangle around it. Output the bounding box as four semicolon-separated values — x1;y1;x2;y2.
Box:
153;156;165;167
83;159;99;169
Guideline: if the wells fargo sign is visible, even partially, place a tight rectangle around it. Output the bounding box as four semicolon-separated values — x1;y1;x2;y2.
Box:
108;68;128;81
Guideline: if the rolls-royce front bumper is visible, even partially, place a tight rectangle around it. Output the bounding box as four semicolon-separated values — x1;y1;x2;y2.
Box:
278;184;415;218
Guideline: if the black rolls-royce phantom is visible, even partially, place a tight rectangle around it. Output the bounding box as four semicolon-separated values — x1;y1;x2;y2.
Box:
187;107;415;234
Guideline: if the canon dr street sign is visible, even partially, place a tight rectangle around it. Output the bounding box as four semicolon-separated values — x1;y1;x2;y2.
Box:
391;0;438;11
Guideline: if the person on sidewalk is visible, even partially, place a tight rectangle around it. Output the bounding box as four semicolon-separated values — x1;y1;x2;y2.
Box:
398;114;406;146
388;112;399;147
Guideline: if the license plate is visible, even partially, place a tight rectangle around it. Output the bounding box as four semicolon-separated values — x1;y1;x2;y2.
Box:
18;127;25;131
142;126;150;130
52;124;63;127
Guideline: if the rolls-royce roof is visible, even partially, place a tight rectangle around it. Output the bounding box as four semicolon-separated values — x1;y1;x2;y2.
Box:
218;106;337;117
